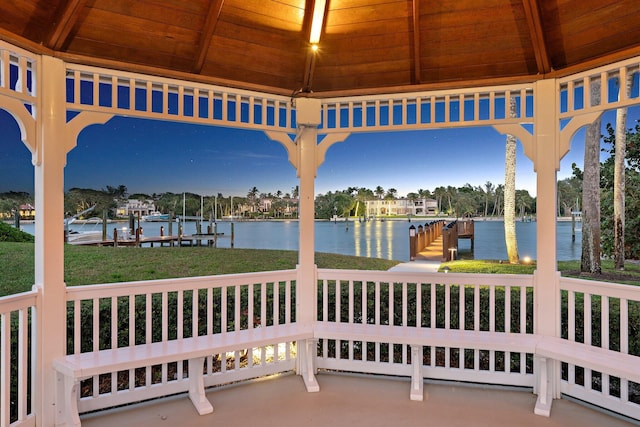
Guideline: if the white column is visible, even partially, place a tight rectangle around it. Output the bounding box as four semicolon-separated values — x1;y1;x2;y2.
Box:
533;79;561;413
293;98;321;392
294;98;322;325
33;56;68;426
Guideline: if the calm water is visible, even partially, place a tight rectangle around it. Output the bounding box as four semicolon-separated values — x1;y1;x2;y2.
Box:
21;219;581;262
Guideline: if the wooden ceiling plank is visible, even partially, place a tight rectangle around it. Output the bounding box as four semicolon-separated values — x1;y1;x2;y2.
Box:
521;0;551;74
193;0;225;73
47;0;89;50
412;0;421;84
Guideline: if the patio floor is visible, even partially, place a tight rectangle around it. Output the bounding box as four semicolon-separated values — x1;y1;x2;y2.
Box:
80;373;638;427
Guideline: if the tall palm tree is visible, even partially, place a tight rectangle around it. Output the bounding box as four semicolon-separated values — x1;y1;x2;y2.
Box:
433;186;446;214
484;181;494;217
581;79;602;274
504;96;519;264
613;74;632;269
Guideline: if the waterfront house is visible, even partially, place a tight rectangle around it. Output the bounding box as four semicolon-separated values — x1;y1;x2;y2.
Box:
366;197;437;217
18;203;35;220
1;2;640;426
115;199;157;218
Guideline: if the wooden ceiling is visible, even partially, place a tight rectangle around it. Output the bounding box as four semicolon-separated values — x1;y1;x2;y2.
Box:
1;0;640;97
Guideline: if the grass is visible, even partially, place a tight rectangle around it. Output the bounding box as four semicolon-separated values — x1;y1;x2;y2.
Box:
0;242;401;296
441;259;640;285
2;242;639;297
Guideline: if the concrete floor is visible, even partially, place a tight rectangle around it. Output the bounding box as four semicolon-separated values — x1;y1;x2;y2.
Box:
81;373;637;427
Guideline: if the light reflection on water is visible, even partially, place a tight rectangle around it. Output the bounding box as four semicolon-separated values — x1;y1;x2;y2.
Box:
21;219;581;262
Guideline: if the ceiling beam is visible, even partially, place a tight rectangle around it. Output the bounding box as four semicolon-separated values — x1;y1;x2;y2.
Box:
47;0;88;50
193;0;225;74
300;0;323;93
412;0;421;84
522;0;551;74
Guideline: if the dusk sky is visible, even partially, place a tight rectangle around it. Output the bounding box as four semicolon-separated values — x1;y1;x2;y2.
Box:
1;107;638;198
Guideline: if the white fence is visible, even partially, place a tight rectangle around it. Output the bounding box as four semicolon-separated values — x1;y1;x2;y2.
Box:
64;270;299;413
2;270;640;426
558;276;640;419
315;270;536;387
0;289;38;427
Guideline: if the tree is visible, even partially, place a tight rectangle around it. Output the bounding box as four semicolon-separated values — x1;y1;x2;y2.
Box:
601;121;640;260
374;186;385;199
504;96;519;264
482;181;493;217
384;188;397;199
433;186;446;214
613;74;632;269
581;79;602;274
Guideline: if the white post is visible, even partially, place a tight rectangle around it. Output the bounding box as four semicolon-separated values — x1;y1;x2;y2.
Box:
294;98;321;392
33;56;68;426
533;78;561;415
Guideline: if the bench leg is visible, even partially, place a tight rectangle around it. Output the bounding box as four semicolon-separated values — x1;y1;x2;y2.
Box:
298;338;319;392
188;358;214;415
534;356;553;417
410;345;424;401
55;371;81;427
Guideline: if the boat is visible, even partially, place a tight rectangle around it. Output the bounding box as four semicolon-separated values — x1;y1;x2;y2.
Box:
142;211;170;222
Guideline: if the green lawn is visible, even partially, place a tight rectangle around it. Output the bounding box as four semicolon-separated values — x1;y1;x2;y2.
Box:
2;242;638;298
0;242;400;296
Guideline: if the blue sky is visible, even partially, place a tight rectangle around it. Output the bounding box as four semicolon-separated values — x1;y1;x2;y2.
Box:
0;107;638;198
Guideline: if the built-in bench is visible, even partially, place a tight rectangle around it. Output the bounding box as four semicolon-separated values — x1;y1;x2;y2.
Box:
53;323;315;427
54;321;640;425
313;322;640;418
534;336;640;416
313;322;540;401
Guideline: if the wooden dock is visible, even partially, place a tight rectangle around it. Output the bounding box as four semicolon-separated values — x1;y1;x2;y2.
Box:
68;234;223;247
415;235;444;261
410;220;474;262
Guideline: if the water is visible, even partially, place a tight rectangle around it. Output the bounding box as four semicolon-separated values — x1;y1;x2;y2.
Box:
19;219;581;262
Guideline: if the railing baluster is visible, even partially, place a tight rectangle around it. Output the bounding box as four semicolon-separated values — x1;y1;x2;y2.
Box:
444;284;450;330
1;312;9;425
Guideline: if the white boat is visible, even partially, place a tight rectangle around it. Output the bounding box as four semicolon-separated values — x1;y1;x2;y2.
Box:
142;212;170;222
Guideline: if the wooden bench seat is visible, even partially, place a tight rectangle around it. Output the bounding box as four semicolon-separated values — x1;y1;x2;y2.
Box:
54;323;315;427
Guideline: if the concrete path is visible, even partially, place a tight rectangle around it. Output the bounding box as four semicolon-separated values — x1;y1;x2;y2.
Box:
388;260;441;273
388;234;443;273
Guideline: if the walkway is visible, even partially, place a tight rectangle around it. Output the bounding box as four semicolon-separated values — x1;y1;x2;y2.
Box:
80;373;636;427
390;235;443;273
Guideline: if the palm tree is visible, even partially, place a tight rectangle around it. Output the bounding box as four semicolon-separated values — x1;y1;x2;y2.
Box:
504;96;519;264
247;187;259;214
613;74;632;269
384;188;398;199
374;186;385;200
433;186;446;214
492;184;504;216
581;78;602;274
484;181;494;217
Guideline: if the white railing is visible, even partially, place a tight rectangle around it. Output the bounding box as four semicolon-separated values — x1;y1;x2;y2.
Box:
0;40;37;104
316;270;536;387
64;63;296;133
557;56;640;120
559;276;640;419
64;270;299;413
0;289;38;427
320;84;535;133
3;270;640;423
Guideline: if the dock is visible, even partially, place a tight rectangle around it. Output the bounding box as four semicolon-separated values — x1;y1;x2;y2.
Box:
409;220;474;262
68;233;224;247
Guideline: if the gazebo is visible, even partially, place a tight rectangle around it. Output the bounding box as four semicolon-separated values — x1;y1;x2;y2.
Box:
1;1;640;426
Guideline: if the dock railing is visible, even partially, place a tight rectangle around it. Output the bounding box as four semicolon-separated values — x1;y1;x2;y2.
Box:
409;220;445;260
